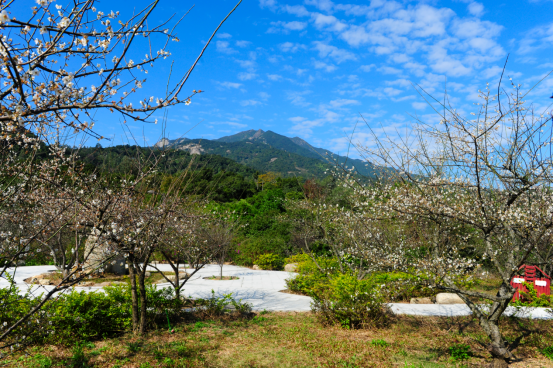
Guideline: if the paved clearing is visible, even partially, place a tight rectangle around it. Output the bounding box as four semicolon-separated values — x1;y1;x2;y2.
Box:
2;265;551;318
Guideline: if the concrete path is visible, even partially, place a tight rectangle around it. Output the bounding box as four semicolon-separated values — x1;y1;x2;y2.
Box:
1;265;552;319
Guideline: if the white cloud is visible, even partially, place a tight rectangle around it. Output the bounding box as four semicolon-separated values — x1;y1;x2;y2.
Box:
235;59;256;72
518;22;553;55
412;102;428;110
217;33;232;39
314;60;337;72
259;0;277;10
467;2;484;17
287;90;312;107
305;0;334;12
383;87;402;96
227;122;248;128
238;72;258;81
334;4;371;16
451;19;502;39
236;40;251;48
279;42;307;53
313;42;356;63
267;74;283;81
386;79;412;88
268;21;308;33
216;41;236;54
284;21;308;31
359;64;376;72
340;25;371;47
219;81;242;89
328;99;360;108
259;92;270;100
311;13;347;32
283;4;310;16
240;100;261;106
378;66;403;75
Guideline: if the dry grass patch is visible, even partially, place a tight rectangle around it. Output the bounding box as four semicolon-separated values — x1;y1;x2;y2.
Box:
4;312;553;367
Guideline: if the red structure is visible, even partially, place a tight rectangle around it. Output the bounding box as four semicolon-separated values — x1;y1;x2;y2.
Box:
510;265;551;302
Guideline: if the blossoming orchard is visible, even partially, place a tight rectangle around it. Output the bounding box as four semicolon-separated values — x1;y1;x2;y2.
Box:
0;0;241;350
0;0;552;367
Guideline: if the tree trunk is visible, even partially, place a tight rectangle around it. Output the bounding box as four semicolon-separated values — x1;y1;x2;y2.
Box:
127;258;139;334
477;282;514;367
138;269;147;335
486;319;512;367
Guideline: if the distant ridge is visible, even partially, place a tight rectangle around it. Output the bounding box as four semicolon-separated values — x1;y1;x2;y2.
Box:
216;129;378;178
155;129;380;179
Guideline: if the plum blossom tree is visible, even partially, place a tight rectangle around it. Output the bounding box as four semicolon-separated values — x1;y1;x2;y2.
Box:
0;0;241;348
336;78;553;367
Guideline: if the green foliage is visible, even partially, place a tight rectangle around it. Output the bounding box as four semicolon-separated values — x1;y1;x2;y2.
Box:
312;273;388;329
44;283;185;344
511;282;553;308
194;290;252;316
285;255;340;295
2;282;252;348
284;253;312;264
46;288;132;344
250;315;267;325
233;237;289;266
30;354;53;368
70;342;90;368
254;253;284;270
370;339;389;348
448;343;472;361
541;345;553;360
127;342;142;353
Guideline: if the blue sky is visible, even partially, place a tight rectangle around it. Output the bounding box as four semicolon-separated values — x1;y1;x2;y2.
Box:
85;0;553;156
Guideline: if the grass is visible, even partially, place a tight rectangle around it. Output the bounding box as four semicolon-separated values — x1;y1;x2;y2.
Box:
5;312;553;367
36;271;177;286
203;276;240;280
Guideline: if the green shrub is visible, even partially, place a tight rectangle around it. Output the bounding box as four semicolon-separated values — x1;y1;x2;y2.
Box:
369;271;435;302
541;345;553;360
511;282;553;308
233;236;289;266
284;253;311;264
311;273;388;329
285;256;339;295
70;342;89;368
194;290;252;316
46;288;132;344
370;339;389;348
448;343;472;361
39;284;184;344
255;253;284;270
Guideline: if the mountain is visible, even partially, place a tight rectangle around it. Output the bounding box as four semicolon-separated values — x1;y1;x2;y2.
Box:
157;137;331;178
216;129;378;178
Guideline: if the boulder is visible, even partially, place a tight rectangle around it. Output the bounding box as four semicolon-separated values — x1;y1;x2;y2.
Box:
38;279;52;286
410;297;433;304
144;271;151;278
77;281;95;287
166;273;190;282
82;229;126;275
252;265;261;270
435;293;464;304
284;263;298;272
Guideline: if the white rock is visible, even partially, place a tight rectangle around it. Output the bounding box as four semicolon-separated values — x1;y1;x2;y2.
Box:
435;293;464;304
284;263;298;272
252;265;261;270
